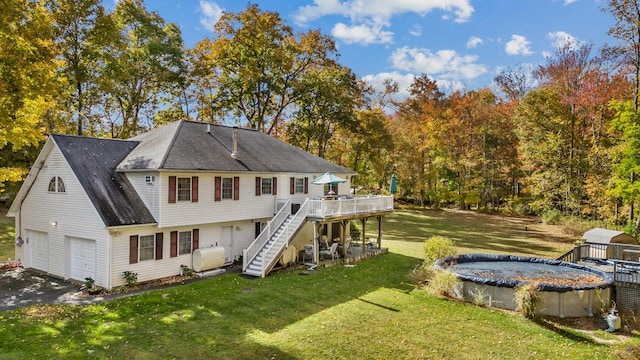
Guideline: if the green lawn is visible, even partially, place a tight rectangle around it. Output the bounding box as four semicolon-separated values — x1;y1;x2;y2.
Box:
0;208;637;359
368;207;576;260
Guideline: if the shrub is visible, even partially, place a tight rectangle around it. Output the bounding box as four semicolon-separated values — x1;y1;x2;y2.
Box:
515;283;540;319
426;269;461;297
541;209;562;225
561;216;602;237
83;277;95;289
123;271;138;287
408;263;435;285
468;287;488;306
423;236;457;265
180;265;193;276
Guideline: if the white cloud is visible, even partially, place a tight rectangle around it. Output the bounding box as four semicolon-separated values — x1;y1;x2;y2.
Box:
295;0;474;25
390;46;487;80
466;36;483;48
199;0;223;32
294;0;474;44
505;34;533;56
332;22;393;44
409;24;422;37
547;30;578;48
564;0;578;4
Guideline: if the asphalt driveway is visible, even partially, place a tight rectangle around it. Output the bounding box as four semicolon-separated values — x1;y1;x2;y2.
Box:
0;268;103;311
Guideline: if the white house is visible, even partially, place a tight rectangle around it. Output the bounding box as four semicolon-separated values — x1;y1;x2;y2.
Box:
7;120;393;288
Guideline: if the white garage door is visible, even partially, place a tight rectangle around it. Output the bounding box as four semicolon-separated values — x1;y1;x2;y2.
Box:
28;230;48;272
69;237;96;282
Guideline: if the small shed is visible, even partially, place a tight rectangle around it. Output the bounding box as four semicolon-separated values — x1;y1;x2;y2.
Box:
583;228;637;245
583;228;638;260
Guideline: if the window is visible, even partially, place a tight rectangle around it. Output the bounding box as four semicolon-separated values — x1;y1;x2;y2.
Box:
261;178;272;195
48;176;66;193
222;177;233;199
178;231;192;255
139;235;155;261
177;177;191;201
295;178;305;193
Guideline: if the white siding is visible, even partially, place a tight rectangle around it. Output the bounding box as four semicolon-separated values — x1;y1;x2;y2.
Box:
159;173;279;228
111;220;255;287
158;172;351;228
18;147;111;288
126;172;160;220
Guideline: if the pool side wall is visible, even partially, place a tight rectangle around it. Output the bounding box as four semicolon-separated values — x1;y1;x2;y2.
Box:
458;281;611;317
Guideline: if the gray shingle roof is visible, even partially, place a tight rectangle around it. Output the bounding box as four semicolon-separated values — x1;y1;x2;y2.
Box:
53;135;156;227
119;121;355;174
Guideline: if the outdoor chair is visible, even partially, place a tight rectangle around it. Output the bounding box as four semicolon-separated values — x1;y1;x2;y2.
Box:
320;243;339;261
303;244;314;263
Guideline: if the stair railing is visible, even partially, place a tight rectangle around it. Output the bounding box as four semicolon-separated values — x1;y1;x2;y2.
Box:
257;199;309;277
243;199;291;271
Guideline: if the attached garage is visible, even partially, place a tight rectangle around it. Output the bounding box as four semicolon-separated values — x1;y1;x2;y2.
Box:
28;229;49;272
68;237;96;282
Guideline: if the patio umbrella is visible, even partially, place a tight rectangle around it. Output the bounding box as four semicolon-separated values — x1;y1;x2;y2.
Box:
390;174;398;194
312;172;347;185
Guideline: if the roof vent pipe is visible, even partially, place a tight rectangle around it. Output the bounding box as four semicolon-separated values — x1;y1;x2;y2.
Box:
207;123;211;134
231;126;239;159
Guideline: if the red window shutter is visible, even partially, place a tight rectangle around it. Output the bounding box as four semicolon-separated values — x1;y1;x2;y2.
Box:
234;176;240;200
170;231;178;258
155;233;163;260
192;176;199;202
168;176;176;203
290;177;294;194
255;177;261;196
192;229;199;250
272;177;277;195
215;177;221;201
304;177;309;194
129;235;138;264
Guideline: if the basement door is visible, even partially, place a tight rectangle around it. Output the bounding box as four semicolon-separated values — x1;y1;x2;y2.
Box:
28;229;48;272
220;226;233;263
69;237;96;282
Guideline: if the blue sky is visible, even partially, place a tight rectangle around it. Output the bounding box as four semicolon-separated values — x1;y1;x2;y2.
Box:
141;0;615;98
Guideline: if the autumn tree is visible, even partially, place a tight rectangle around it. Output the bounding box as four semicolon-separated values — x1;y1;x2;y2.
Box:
189;4;341;134
102;0;185;138
393;74;448;206
0;0;61;192
494;65;535;102
605;0;640;110
49;0;117;136
286;66;361;158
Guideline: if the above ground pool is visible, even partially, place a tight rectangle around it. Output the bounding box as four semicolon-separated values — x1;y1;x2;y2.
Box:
435;254;613;317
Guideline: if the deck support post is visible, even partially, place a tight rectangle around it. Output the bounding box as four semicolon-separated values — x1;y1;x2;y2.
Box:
360;218;367;252
340;220;348;256
375;216;382;248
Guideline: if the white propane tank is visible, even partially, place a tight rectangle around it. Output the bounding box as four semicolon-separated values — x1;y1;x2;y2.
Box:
192;247;226;272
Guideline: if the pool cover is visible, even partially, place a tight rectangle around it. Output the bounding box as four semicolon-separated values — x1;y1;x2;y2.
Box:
435;254;613;292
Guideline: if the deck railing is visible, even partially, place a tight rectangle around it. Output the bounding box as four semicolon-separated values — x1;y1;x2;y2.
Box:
307;195;393;218
557;242;640;263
